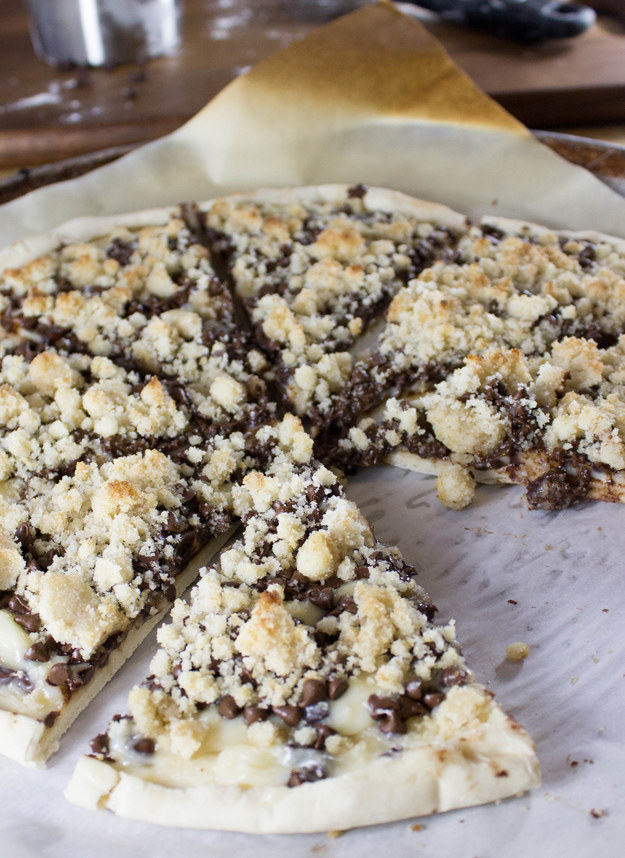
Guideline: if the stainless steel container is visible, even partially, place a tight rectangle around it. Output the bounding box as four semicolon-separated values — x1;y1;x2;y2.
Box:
25;0;183;67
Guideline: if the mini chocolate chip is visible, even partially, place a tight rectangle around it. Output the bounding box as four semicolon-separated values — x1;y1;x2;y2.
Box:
43;711;60;728
287;763;326;788
90;733;110;755
243;705;269;726
337;595;357;614
304;701;329;724
271;501;292;515
15;522;34;546
368;695;400;718
0;667;17;685
417;601;438;622
328;678;348;700
380;711;406;734
17;673;34;693
353;565;370;580
405;678;423;700
307;587;333;610
423;692;445;710
24;642;50;662
7;594;30;614
313;630;334;648
103;632;124;651
399;697;428;719
441;667;468;687
313;724;336;751
272;705;301;727
239;667;257;688
165;511;185;533
133;738;155;754
287;770;305;788
14;612;41;633
305;484;324;503
74;663;96;685
300;678;327;708
162;581;177;602
47;664;71;687
289;571;309;590
218;695;241;719
347;183;367;199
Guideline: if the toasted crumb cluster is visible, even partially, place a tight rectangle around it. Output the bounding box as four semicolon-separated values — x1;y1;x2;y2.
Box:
206;187;464;423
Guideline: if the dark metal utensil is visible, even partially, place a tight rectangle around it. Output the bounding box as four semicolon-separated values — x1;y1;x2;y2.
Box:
410;0;597;42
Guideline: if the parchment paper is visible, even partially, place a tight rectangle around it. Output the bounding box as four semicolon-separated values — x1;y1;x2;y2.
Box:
2;2;625;245
1;470;623;857
1;4;624;857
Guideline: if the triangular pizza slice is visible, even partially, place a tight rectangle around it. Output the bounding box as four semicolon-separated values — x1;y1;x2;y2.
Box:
67;415;539;833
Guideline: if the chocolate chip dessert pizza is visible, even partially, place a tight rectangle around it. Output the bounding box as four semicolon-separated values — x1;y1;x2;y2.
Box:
7;182;625;831
66;414;539;832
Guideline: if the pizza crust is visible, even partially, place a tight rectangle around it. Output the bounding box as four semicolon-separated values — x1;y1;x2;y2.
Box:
199;184;469;233
0;205;177;272
387;449;625;506
66;685;539;833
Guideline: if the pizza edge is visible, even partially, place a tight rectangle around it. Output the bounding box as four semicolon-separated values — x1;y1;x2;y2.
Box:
0;206;178;271
65;683;539;833
197;183;470;232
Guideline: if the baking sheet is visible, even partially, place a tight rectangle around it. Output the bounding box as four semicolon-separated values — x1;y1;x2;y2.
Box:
0;3;624;856
1;469;623;857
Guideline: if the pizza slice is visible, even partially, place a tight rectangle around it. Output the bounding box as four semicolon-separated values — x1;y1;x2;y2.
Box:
326;218;625;510
203;185;467;432
67;415;539;832
0;209;280;767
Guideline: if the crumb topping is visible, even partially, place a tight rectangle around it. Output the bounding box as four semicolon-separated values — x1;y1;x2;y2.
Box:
206;189;462;422
107;448;464;770
328;223;625;509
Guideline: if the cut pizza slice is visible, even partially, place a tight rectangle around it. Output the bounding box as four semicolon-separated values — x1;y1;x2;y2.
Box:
203;185;467;432
0;435;243;767
327;217;625;510
0;208;280;767
67;417;539;833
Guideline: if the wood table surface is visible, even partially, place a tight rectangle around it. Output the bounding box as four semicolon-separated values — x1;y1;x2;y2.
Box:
1;0;625;171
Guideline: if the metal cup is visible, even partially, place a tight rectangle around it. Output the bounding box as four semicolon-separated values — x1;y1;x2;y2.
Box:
25;0;183;67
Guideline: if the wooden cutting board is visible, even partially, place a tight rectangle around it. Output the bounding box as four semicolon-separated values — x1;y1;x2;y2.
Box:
1;0;625;167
